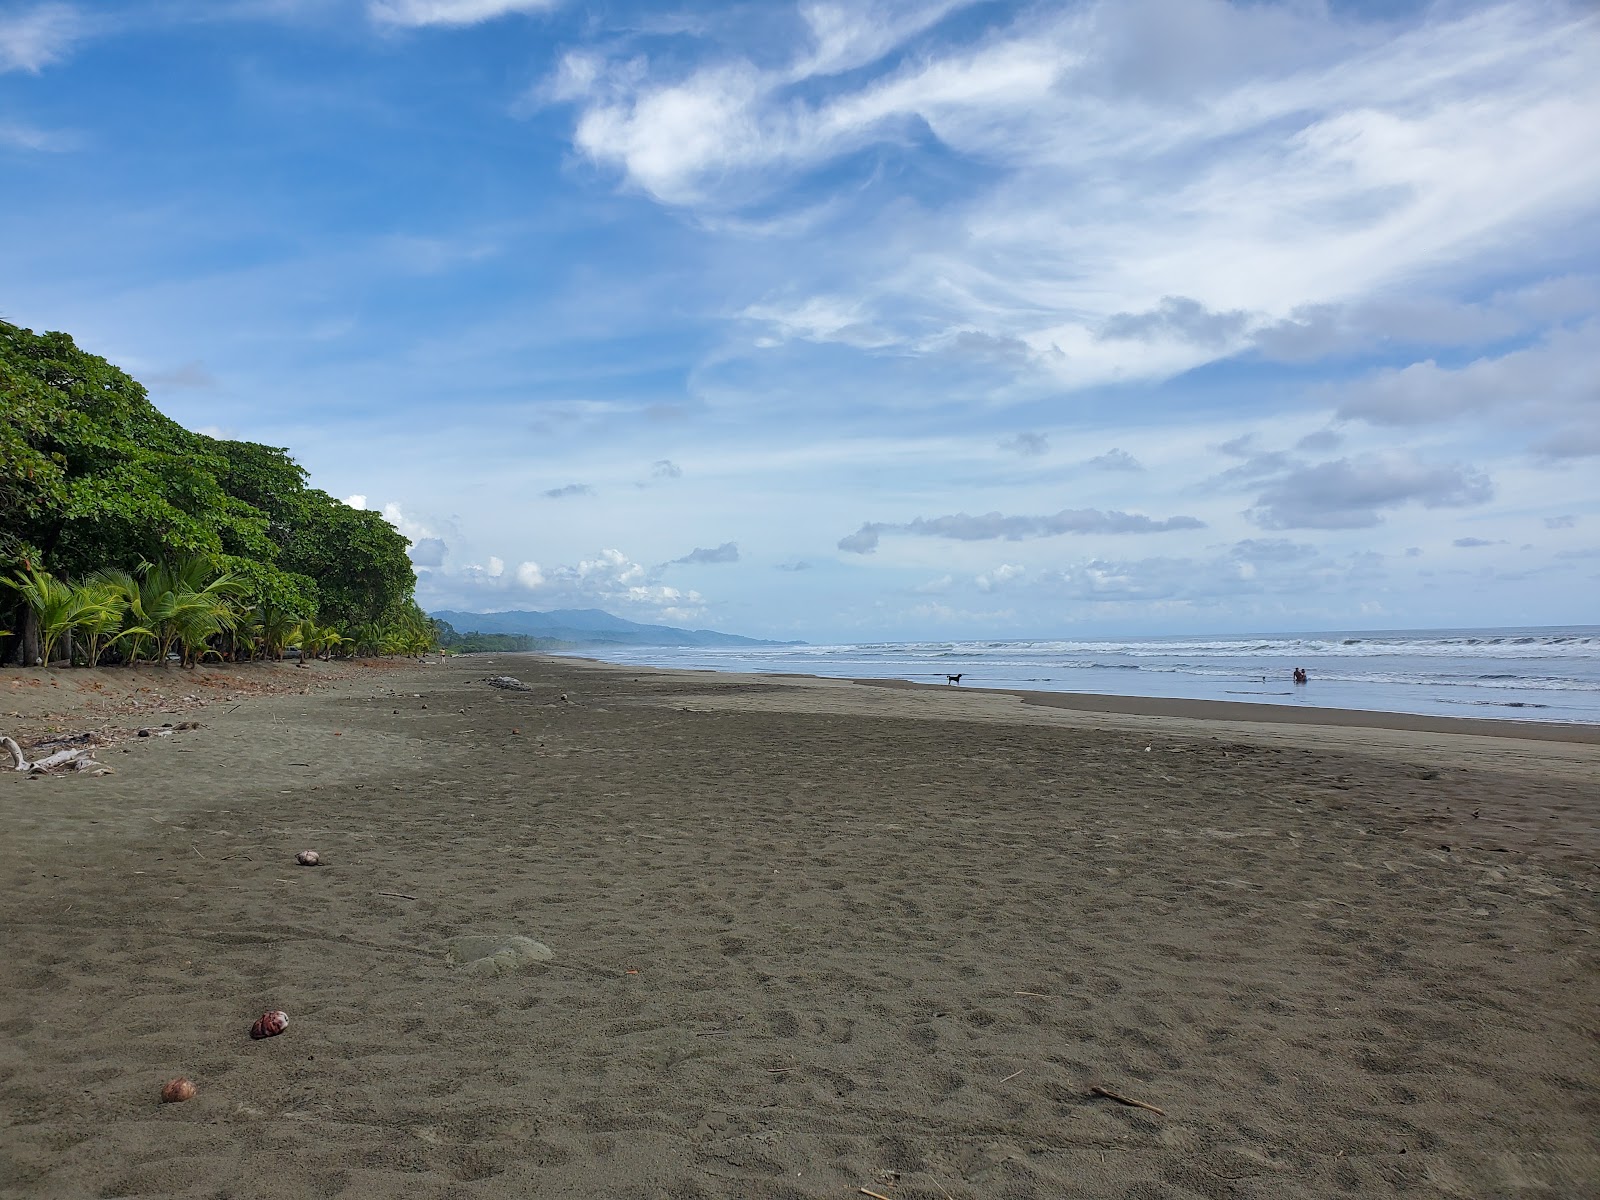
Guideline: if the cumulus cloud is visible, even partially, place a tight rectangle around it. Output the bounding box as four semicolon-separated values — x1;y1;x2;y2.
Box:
542;483;593;499
650;459;682;479
409;537;448;567
343;494;367;509
838;506;1205;553
433;547;709;622
369;0;560;27
1453;537;1496;548
671;541;739;565
1000;431;1048;456
1086;448;1142;471
0;3;85;74
1247;455;1493;530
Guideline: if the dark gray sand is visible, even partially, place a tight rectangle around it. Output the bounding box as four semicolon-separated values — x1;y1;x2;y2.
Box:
2;655;1596;1198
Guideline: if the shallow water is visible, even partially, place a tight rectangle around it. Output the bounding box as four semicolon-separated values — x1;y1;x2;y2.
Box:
561;625;1600;725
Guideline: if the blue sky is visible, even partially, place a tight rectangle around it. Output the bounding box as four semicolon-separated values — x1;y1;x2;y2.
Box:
3;0;1597;642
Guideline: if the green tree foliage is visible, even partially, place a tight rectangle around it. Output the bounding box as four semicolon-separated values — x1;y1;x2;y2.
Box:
277;491;415;630
431;618;566;655
0;319;424;661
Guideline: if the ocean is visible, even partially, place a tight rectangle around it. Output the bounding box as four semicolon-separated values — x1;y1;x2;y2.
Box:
557;625;1600;725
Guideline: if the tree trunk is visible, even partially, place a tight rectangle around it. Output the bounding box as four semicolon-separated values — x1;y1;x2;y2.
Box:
17;607;40;667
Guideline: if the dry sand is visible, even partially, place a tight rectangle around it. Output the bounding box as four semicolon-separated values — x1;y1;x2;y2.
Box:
1;654;1596;1199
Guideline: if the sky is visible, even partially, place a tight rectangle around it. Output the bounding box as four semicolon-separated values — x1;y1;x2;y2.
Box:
2;0;1597;643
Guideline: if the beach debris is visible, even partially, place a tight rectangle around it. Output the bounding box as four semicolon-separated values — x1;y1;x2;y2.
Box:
249;1010;290;1040
2;735;112;776
445;934;554;977
485;676;531;691
860;1189;895;1200
1090;1085;1165;1116
160;1077;197;1103
296;850;321;866
379;890;417;900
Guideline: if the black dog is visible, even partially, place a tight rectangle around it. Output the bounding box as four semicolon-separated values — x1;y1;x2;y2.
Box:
946;674;963;685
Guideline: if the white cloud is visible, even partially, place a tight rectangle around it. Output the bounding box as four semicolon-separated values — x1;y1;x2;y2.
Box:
551;1;1600;391
343;494;368;509
0;118;74;150
369;0;561;28
975;562;1023;592
0;3;84;74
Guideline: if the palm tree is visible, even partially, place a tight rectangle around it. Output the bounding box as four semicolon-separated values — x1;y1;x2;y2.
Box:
88;568;152;663
253;603;301;661
3;565;80;665
70;579;139;668
136;557;249;665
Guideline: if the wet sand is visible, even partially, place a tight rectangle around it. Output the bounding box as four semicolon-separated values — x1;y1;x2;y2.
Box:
1;654;1596;1198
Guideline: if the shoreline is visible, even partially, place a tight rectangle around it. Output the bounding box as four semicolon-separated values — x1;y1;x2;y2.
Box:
553;652;1600;745
851;675;1600;744
3;654;1596;1197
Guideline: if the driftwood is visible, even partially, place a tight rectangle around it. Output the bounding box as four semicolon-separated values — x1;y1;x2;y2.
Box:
1090;1085;1166;1116
485;676;531;691
2;736;113;776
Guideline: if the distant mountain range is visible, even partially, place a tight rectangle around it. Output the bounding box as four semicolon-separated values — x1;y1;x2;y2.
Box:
431;608;800;649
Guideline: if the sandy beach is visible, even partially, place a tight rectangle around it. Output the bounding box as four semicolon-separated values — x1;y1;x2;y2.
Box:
1;654;1596;1199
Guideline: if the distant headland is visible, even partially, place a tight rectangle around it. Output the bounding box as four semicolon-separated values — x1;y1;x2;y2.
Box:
430;608;801;652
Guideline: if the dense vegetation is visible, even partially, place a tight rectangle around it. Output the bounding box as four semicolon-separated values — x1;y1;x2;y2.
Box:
430;620;575;655
1;320;433;666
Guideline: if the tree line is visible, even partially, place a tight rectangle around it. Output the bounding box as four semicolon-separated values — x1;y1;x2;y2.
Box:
1;320;434;667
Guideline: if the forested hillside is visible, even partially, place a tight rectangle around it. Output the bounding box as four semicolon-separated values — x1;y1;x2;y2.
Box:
0;320;430;665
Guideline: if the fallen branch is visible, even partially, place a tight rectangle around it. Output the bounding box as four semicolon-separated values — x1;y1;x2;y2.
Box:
379;891;417;900
1090;1085;1165;1116
2;736;112;776
860;1190;895;1200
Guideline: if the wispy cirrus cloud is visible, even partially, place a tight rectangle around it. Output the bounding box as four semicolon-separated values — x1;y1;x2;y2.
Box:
0;3;85;73
838;507;1205;553
549;1;1600;393
369;0;561;28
